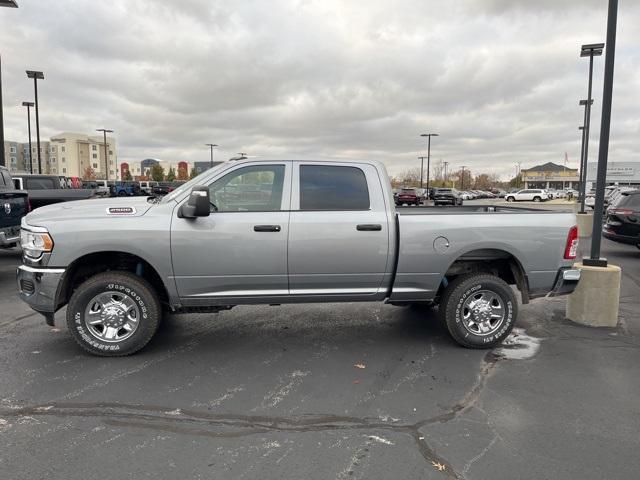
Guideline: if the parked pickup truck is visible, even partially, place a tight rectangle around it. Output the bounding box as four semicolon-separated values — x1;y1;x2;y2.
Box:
12;174;97;209
17;159;580;356
0;166;29;248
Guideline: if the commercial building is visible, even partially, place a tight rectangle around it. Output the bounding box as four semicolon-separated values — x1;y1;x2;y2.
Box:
521;162;579;190
193;161;223;174
586;162;640;188
49;132;117;179
4;140;54;174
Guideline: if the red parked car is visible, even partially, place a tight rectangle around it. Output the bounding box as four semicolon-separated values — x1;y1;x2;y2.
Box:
395;187;420;206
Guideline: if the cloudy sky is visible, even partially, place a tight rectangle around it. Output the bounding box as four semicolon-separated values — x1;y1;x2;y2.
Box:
1;0;638;179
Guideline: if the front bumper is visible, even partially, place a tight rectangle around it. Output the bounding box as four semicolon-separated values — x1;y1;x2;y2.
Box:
548;268;581;297
0;226;20;247
16;265;66;320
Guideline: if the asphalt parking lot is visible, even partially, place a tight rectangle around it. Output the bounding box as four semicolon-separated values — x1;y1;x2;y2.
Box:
1;216;639;479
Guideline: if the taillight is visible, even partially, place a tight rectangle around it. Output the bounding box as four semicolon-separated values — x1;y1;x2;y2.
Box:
27;199;32;213
564;225;579;260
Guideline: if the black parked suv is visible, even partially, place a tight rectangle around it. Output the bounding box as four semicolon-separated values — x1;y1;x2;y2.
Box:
433;188;463;206
603;190;640;245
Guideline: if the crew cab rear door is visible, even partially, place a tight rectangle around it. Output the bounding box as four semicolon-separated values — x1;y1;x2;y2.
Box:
287;162;390;299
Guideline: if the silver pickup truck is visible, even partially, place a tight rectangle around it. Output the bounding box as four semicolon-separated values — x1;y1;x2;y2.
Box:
17;159;580;356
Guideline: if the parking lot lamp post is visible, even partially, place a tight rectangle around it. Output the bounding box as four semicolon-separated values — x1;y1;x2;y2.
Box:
584;1;617;267
578;99;593;213
26;70;44;174
443;161;449;187
0;1;18;167
96;129;113;181
418;156;426;188
420;133;438;194
205;143;218;169
460;166;466;190
21;102;34;174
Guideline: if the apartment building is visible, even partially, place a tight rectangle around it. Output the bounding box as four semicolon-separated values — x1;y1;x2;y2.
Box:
49;132;117;179
3;140;54;173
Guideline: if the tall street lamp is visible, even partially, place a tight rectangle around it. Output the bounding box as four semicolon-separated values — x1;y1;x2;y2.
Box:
443;161;449;187
26;70;44;174
21;101;34;174
579;43;603;214
96;129;113;181
585;1;617;267
418;156;427;188
578;99;594;213
205;143;218;169
0;1;18;167
420;133;438;194
460;166;467;190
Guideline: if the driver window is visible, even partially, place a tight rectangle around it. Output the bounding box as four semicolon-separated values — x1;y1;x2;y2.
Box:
209;164;285;212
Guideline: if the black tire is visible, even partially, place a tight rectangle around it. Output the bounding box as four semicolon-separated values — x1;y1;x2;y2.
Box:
533;196;541;202
439;273;517;349
117;190;126;197
506;196;515;202
66;271;161;356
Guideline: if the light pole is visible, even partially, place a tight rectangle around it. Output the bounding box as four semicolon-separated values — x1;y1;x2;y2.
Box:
580;43;603;213
578;99;594;213
420;133;438;194
515;162;521;189
418;156;426;188
21;102;34;174
26;70;44;174
96;129;113;181
0;1;18;167
460;166;467;190
443;161;449;187
585;1;617;267
205;143;218;169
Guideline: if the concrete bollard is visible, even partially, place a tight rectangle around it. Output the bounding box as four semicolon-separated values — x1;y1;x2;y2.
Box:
566;262;621;327
575;212;593;238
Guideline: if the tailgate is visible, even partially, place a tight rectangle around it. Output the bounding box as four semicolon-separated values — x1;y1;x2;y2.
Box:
0;191;28;229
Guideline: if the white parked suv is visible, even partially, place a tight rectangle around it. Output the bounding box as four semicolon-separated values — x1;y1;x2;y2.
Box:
505;189;548;202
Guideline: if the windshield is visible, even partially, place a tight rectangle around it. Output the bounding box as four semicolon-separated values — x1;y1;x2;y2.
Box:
160;163;228;203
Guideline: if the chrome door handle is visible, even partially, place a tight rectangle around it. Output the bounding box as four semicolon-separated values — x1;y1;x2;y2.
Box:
254;225;281;232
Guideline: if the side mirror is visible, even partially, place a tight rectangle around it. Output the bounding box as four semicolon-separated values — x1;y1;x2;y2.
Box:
179;185;211;218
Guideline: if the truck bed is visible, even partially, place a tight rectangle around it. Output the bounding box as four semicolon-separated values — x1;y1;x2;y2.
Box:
396;205;572;215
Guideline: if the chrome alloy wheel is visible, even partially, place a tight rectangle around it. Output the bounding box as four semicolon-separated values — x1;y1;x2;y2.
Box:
461;290;505;336
84;292;140;342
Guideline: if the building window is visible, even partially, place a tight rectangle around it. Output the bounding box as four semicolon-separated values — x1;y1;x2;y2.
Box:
61;146;65;152
10;146;16;153
92;163;98;168
92;145;97;151
62;157;66;163
62;168;66;173
109;150;113;155
40;147;43;153
10;156;16;163
92;153;97;159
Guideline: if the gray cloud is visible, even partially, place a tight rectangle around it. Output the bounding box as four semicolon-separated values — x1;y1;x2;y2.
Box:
1;0;638;179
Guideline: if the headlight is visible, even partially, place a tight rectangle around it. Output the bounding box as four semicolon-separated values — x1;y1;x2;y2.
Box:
21;228;54;258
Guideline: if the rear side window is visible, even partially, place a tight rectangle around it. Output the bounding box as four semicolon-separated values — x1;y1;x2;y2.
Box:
300;165;370;210
616;194;640;209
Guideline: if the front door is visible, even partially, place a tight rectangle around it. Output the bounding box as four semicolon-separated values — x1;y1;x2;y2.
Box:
287;162;390;298
171;162;292;300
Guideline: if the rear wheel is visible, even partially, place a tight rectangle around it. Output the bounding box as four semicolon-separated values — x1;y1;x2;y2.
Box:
439;273;517;349
506;196;515;202
533;196;541;202
66;271;161;356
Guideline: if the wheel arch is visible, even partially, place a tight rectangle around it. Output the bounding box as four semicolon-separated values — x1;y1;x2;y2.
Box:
56;251;171;311
439;248;530;304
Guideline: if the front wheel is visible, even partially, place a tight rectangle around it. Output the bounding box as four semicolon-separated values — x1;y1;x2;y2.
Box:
506;196;515;202
439;273;517;349
66;271;161;356
533;196;541;202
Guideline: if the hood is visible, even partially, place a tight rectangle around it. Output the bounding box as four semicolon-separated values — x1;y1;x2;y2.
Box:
25;196;155;226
